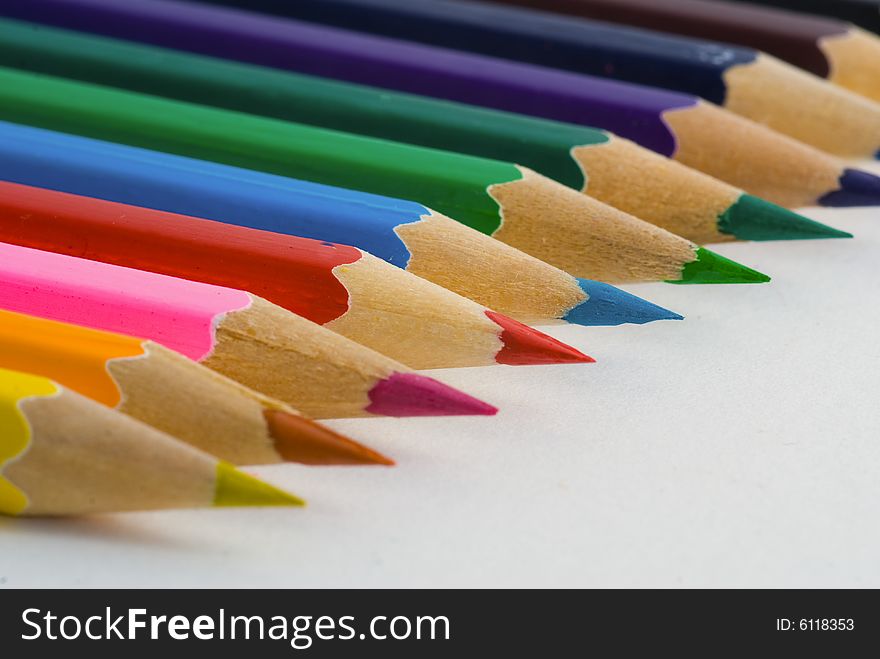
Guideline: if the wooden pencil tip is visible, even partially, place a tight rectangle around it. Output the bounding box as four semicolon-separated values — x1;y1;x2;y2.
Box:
485;311;595;365
213;462;305;507
264;409;394;466
366;372;498;417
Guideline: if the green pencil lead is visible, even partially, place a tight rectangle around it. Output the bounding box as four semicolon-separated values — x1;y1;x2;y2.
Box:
672;247;770;284
717;194;852;241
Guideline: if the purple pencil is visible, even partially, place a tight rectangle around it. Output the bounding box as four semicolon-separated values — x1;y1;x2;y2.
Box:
2;0;878;207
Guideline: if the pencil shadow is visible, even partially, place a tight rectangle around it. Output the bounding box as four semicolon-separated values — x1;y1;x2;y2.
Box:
0;514;203;550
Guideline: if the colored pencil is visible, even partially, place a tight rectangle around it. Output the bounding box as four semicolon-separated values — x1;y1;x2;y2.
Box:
0;21;847;243
727;0;880;35
0;141;668;347
0;366;304;516
5;8;873;208
0;63;686;328
0;220;490;427
0;237;496;418
0;187;500;425
0;237;493;426
0;186;592;376
0;305;393;468
197;0;880;160
0;81;767;287
486;0;880;104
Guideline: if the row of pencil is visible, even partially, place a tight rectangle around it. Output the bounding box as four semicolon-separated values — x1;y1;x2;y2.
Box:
1;0;877;517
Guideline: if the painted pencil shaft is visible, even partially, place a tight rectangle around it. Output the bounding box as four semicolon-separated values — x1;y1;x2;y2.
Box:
0;367;303;516
484;0;844;80
488;0;880;103
0;73;679;323
725;0;880;35
0;72;764;286
0;17;599;191
1;7;873;208
0;160;588;368
0;19;844;244
198;0;880;159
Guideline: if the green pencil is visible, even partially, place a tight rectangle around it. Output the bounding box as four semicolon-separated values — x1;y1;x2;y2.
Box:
0;65;770;284
0;17;844;246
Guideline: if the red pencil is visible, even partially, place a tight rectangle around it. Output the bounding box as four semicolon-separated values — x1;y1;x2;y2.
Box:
0;181;592;377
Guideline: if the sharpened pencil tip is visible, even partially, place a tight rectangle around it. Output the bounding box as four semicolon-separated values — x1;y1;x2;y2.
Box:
485;310;594;365
366;372;497;417
719;194;852;240
672;247;770;285
819;168;880;207
264;409;394;466
213;462;304;507
566;278;683;325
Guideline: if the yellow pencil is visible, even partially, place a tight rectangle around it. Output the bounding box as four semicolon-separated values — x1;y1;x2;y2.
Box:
0;367;304;516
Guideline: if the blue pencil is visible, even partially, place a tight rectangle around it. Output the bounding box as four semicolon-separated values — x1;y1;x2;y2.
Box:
0;120;682;327
203;0;880;160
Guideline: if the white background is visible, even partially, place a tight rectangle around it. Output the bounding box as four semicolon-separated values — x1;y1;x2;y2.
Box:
2;198;878;588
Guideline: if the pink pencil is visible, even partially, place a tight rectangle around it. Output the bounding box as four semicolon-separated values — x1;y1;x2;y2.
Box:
0;242;496;419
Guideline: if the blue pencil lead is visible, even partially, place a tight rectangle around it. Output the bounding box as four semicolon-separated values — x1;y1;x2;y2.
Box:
563;279;683;326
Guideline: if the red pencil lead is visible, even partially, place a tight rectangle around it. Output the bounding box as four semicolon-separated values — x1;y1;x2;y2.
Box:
485;311;594;365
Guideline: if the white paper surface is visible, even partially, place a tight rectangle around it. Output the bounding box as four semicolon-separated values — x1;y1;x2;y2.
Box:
2;205;878;588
